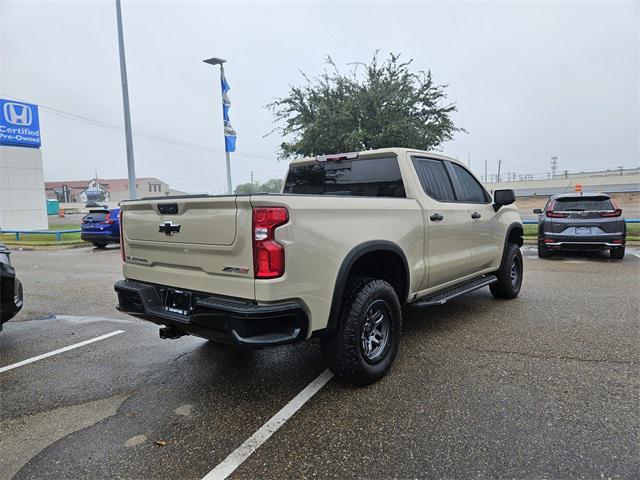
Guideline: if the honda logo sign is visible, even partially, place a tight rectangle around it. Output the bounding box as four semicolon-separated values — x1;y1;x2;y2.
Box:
4;102;33;126
0;99;41;148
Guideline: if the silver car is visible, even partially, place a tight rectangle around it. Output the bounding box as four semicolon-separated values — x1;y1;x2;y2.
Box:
534;193;626;259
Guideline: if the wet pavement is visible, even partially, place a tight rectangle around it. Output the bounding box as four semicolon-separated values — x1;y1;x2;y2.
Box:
1;245;638;479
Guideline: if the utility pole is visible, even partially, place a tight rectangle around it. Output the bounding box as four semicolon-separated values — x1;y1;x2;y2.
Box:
467;153;471;168
484;159;488;183
497;158;502;183
250;171;254;193
550;156;558;179
115;0;137;200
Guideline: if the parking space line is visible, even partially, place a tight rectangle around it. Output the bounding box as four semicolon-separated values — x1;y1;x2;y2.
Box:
634;253;640;259
0;330;125;374
202;369;334;480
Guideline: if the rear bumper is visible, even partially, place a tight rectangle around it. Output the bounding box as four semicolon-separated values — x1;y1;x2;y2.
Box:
114;279;308;346
0;278;23;326
542;234;625;249
81;233;120;243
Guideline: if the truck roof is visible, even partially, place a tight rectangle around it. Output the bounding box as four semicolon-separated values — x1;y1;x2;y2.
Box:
288;147;461;166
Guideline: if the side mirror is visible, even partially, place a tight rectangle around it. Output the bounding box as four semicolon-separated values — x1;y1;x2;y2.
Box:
493;189;516;211
533;208;543;214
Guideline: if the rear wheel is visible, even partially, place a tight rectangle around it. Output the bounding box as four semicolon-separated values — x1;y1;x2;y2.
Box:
610;246;625;259
92;242;108;249
490;243;523;299
321;277;401;386
537;240;551;258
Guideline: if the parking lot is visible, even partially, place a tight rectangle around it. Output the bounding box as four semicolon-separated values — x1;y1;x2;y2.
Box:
1;245;638;479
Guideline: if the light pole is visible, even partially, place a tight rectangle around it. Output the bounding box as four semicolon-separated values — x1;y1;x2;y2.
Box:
203;57;233;195
115;0;137;199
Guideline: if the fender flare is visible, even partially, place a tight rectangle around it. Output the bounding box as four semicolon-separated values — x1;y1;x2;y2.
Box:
501;222;524;260
326;240;410;331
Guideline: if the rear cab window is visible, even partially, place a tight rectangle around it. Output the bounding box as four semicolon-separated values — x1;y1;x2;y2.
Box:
283;156;405;197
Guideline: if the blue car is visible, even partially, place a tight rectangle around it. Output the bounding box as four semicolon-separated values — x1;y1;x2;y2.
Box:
81;208;121;248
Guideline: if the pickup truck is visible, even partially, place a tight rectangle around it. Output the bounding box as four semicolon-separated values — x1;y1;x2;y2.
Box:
115;148;523;385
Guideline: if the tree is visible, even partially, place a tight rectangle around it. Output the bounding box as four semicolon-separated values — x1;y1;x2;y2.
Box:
267;52;464;159
234;178;283;194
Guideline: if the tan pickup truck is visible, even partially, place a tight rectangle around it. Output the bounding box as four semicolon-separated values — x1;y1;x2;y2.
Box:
115;148;523;385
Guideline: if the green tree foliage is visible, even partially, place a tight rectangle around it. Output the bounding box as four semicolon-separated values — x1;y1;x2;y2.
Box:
267;53;464;159
234;178;283;194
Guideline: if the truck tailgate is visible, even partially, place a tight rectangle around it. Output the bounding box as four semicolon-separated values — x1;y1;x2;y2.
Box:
120;196;255;299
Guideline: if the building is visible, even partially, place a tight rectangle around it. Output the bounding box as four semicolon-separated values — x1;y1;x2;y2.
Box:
45;177;186;204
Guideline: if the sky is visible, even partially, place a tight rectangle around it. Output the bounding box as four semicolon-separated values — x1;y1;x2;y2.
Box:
1;0;638;194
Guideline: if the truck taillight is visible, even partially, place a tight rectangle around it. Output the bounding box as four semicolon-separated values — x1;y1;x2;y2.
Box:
252;207;288;279
119;210;125;262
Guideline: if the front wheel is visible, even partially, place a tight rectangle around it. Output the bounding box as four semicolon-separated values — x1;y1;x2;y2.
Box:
610;246;625;259
321;278;401;386
490;243;523;299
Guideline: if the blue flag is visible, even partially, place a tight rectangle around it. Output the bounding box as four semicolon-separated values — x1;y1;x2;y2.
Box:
220;69;236;152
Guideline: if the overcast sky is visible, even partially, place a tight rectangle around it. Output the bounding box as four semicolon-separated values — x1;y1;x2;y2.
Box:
1;0;638;193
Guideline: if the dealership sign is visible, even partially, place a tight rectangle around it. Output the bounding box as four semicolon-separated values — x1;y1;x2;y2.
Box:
0;99;41;148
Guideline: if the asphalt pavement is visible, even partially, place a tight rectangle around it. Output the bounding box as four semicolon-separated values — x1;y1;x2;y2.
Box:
1;245;638;479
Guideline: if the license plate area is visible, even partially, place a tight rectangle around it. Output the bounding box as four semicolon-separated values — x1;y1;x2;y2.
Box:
575;226;592;235
164;289;193;316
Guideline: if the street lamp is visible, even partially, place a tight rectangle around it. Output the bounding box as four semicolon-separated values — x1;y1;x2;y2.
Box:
115;0;137;199
203;57;233;195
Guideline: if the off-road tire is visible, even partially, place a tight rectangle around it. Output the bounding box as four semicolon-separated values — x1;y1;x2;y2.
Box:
610;246;625;259
321;277;402;386
93;242;108;249
537;240;551;258
490;243;523;299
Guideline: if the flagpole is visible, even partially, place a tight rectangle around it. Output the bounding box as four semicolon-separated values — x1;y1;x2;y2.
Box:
203;57;235;195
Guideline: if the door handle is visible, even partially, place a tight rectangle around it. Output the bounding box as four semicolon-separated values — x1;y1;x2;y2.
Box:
471;212;482;219
429;213;444;222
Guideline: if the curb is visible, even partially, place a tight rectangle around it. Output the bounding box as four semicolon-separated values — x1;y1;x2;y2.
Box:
3;242;91;251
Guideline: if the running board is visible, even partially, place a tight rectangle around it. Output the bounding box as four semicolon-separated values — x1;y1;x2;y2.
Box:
411;275;498;307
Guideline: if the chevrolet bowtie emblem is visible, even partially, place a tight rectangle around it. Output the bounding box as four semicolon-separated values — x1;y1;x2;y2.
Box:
159;221;181;236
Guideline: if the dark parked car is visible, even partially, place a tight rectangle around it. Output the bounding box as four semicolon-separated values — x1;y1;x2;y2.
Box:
81;208;121;248
534;193;626;259
0;244;23;329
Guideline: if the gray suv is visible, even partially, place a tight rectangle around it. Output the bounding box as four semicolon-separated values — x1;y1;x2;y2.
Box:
534;193;626;259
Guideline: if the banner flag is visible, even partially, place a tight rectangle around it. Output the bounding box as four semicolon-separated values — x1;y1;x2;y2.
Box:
220;68;236;152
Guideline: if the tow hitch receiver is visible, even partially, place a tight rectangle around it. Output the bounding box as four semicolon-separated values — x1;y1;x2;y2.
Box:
159;326;186;340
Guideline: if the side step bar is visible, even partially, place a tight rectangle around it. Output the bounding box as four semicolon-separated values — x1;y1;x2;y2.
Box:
411;275;498;307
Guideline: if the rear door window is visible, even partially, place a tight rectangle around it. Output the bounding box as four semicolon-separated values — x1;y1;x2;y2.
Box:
553;197;613;211
412;157;456;202
448;163;491;203
283;157;405;197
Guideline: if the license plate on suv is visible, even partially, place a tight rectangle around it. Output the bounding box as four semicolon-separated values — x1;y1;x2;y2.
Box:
164;289;192;315
575;227;592;235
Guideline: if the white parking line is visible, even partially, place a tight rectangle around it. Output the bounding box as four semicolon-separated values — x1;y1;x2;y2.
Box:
634;253;640;259
0;330;125;374
202;369;334;480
